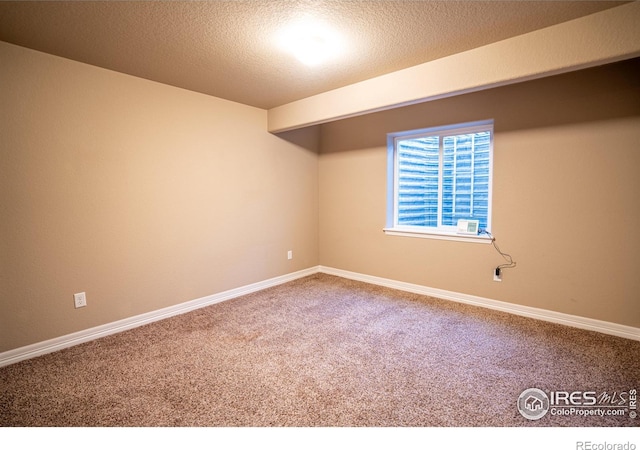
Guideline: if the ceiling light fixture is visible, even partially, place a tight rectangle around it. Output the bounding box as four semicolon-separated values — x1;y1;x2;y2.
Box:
277;18;344;66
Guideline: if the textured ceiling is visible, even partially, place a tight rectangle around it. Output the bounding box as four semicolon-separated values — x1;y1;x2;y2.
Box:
0;1;629;109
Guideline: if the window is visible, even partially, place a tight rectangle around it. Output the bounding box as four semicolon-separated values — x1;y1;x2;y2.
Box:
385;120;493;242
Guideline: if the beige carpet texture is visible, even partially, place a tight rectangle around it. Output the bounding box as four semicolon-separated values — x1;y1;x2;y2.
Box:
1;274;638;427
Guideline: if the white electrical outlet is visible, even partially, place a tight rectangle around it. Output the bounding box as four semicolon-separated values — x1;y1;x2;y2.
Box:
74;292;87;308
493;269;502;282
287;250;293;260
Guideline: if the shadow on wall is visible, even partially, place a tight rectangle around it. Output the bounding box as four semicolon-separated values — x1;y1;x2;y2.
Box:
274;124;321;153
318;57;640;153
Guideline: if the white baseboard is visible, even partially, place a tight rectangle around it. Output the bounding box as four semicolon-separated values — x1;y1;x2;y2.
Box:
3;265;637;368
318;266;640;342
0;267;319;368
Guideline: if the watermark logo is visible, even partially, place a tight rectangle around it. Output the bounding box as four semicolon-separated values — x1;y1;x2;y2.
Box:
517;388;550;420
576;442;636;450
517;388;637;421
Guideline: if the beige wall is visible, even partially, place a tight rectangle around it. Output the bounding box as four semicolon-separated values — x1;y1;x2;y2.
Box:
319;58;640;328
2;38;638;354
0;42;319;352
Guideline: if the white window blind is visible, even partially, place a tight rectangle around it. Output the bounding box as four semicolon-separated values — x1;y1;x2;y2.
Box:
389;120;493;236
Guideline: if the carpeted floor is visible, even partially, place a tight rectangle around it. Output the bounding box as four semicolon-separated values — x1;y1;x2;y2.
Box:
1;274;638;427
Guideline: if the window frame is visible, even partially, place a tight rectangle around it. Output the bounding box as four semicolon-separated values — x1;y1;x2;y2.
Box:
384;119;494;243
